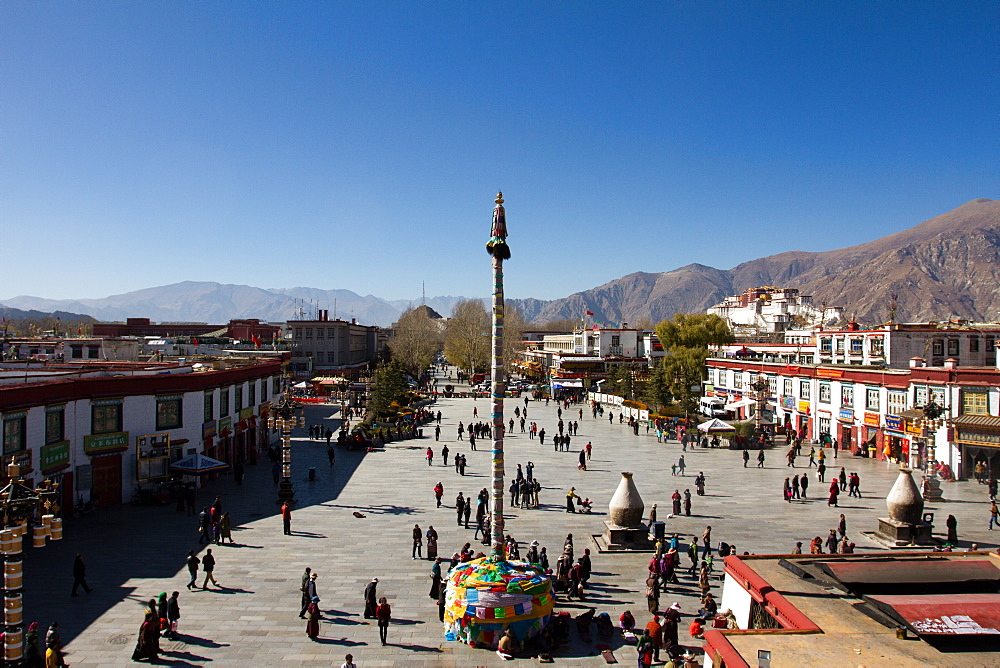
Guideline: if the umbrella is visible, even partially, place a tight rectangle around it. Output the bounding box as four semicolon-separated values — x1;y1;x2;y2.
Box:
170;453;230;475
697;418;736;433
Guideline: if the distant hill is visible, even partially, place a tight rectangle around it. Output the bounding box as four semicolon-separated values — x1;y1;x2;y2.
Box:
4;199;997;328
511;198;1000;325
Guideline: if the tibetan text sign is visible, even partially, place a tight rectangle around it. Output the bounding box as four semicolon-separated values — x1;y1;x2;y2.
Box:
839;408;855;422
40;441;70;473
864;412;881;427
84;431;129;455
884;414;904;432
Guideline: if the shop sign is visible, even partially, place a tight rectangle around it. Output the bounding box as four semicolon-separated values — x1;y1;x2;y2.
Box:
84;431;129;455
797;401;811;414
239;407;254;421
202;420;217;439
884;414;904;432
905;420;922;435
838;408;855;422
704;384;714;393
816;368;844;378
218;416;232;435
12;449;33;474
40;441;71;473
258;402;271;417
782;396;795;410
864;412;881;427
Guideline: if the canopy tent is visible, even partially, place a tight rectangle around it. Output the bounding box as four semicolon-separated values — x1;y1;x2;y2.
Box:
293;381;310;389
170;453;229;475
725;397;756;409
551;380;583;389
697;418;736;433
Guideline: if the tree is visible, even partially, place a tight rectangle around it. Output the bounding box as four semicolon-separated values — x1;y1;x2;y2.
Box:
604;365;635;399
641;363;673;410
661;347;707;415
369;358;409;417
656;313;733;350
655;313;733;415
502;305;527;377
388;307;440;378
444;299;489;375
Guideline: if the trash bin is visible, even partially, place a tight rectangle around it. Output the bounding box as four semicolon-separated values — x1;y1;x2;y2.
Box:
308;467;316;481
653;521;666;541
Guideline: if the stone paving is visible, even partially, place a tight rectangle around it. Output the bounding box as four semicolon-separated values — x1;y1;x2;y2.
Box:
22;368;999;666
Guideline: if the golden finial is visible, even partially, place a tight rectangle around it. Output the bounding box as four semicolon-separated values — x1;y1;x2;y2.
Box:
495;191;503;204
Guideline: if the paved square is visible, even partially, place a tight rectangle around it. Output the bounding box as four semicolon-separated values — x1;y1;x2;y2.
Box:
23;373;999;666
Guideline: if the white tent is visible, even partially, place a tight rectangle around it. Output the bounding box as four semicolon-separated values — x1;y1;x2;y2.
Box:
293;381;310;389
697;418;736;433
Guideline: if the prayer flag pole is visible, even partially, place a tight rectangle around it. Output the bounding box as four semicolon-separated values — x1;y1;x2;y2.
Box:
486;191;510;561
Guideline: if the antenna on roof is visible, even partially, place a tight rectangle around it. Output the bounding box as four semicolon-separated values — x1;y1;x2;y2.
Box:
422;281;426;308
888;293;898;325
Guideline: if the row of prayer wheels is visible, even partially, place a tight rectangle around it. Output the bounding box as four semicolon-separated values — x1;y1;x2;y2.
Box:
31;515;62;547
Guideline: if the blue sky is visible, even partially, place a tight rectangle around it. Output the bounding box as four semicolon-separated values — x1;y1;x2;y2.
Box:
2;1;997;303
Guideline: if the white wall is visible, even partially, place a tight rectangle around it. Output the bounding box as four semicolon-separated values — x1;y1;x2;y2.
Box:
720;572;753;629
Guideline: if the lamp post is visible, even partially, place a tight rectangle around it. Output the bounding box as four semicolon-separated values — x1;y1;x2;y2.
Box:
0;458;63;663
915;400;946;500
268;391;304;505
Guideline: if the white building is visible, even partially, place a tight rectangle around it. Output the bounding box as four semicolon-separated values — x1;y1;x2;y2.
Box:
708;286;843;334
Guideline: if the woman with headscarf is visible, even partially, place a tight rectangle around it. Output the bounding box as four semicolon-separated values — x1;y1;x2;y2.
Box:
156;592;168;634
132;612;160;661
662;602;681;647
305;596;321;640
526;540;539;565
220;512;233;544
24;622;43;667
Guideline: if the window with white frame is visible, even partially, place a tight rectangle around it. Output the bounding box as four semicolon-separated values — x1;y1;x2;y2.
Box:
866;387;880;411
818;383;831;403
887;391;906;415
718;370;727;387
841;385;854;408
799;380;811;400
783;378;793;396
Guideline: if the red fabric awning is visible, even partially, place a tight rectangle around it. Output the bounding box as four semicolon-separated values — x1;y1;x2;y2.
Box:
869;594;1000;635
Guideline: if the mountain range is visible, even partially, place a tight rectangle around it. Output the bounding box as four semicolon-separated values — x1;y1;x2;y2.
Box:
3;198;998;327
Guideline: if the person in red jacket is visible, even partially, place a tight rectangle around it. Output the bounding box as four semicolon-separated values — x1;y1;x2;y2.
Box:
433;482;444;508
375;596;391;646
281;500;293;535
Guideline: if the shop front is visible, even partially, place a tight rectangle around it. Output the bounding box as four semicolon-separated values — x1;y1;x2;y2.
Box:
862;412;882;459
883;414;908;464
950;414;1000;480
83;431;129;504
40;440;74;512
837;408;856;453
796;401;811;441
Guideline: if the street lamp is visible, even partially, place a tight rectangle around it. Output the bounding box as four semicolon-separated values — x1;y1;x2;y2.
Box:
268;391;304;505
0;458;63;663
915;400;947;500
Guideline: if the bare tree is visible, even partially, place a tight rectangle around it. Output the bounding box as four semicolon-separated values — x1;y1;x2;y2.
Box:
444;299;489;375
388;307;440;377
502;304;527;376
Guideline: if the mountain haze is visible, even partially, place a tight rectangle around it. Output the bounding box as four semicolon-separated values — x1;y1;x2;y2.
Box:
3;199;997;327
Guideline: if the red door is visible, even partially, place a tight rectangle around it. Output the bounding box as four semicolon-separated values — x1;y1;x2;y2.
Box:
91;454;123;506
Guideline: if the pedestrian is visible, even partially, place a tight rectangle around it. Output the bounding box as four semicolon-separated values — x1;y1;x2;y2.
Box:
306;596;321;640
376;596;392;646
701;526;712;559
463;497;471;527
828;480;839;507
435;425;441;441
441;444;449;466
166;591;180;640
817;461;826;482
201;549;220;589
946;514;958;543
281;500;293;535
636;628;654;667
198;507;213;544
363;578;378;619
825;530;839;554
839;467;848;491
646;614;663;663
586;442;592;460
683;489;692;517
671;490;682;516
678;456;686;476
566;487;578;513
783;478;792;503
791;474;800;499
426;447;434;466
578;449;587;471
800;473;809;498
131;612;160;662
990;501;999;530
742;450;749;467
299;567;313;618
757;450;765;468
430;558;443;599
687;538;699;576
456;493;465;524
341;653;358;668
234;461;245;486
220;512;233;544
412;524;423;559
459;454;467;475
327;444;336;467
434;482;444;508
71;553;92;596
185;550;199;590
838;514;847;539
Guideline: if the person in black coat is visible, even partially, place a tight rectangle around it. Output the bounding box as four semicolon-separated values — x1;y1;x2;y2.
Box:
71;553;92;596
363;578;379;619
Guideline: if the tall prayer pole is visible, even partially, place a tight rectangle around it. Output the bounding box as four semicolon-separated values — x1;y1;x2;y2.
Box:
486;191;510;561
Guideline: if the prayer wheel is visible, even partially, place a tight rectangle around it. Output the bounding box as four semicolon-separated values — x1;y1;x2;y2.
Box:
4;561;22;590
5;528;21;556
0;530;14;554
50;517;63;541
4;625;22;662
41;514;53;537
4;592;22;625
32;525;46;548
